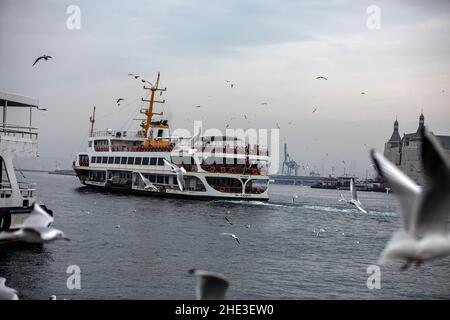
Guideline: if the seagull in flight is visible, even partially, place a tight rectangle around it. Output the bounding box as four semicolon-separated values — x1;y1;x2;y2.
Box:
0;204;69;244
0;278;18;300
141;79;153;86
134;75;140;79
137;172;158;191
361;92;366;95
261;102;268;106
188;269;229;300
315;76;328;80
225;80;235;88
339;179;367;213
163;159;187;191
32;54;52;66
314;228;326;237
220;232;240;245
224;217;233;225
370;127;450;270
312;107;318;113
116;98;124;105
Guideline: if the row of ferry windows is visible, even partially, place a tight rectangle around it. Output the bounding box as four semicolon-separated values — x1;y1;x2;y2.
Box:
91;156;165;166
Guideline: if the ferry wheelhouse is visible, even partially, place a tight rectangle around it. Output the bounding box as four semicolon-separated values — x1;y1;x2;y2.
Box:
73;73;270;200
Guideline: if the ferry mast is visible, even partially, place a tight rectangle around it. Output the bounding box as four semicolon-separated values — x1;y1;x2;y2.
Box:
89;105;96;136
140;72;168;147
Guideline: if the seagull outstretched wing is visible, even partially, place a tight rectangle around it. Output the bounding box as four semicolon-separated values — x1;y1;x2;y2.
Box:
0;278;19;300
220;233;240;244
188;269;229;300
32;56;44;66
163;159;186;191
354;201;367;214
22;203;54;229
137;172;157;190
163;158;177;171
350;179;358;201
370;150;422;232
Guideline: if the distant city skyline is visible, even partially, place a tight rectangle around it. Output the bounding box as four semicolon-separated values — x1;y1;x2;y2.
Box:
1;0;449;177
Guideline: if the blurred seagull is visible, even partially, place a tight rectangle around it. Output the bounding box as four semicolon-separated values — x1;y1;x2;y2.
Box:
116;98;124;105
312;107;318;113
0;203;70;244
141;79;153;85
137;172;158;191
224;80;235;88
163;158;187;191
339;179;367;213
292;194;299;203
361;92;366;95
0;278;18;300
370;127;450;270
134;75;140;79
220;232;240;245
224;217;233;225
261;102;268;106
32;54;52;66
315;76;328;80
314;228;326;237
188;269;229;300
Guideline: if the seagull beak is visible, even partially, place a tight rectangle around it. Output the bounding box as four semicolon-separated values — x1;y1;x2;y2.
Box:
63;236;71;241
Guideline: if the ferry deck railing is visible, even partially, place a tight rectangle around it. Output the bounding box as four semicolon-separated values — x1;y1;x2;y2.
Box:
0;182;36;198
0;124;38;140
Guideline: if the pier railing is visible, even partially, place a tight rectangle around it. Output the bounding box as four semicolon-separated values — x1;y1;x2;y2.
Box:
0;182;36;198
0;124;38;140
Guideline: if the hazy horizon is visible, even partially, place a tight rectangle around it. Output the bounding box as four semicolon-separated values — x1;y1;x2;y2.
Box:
2;0;449;177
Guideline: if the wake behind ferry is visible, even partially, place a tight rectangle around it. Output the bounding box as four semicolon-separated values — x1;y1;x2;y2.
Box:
73;73;270;200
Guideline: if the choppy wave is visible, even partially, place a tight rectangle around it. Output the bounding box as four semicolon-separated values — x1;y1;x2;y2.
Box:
212;199;397;218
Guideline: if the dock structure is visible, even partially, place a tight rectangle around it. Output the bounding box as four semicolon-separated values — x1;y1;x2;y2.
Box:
0;91;45;211
270;174;325;186
0;92;42;158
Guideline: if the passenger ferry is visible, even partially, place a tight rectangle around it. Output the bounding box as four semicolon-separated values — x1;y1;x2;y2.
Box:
73;73;270;200
0;91;53;242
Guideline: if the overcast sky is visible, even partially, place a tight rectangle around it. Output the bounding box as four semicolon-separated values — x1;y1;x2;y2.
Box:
1;0;449;176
